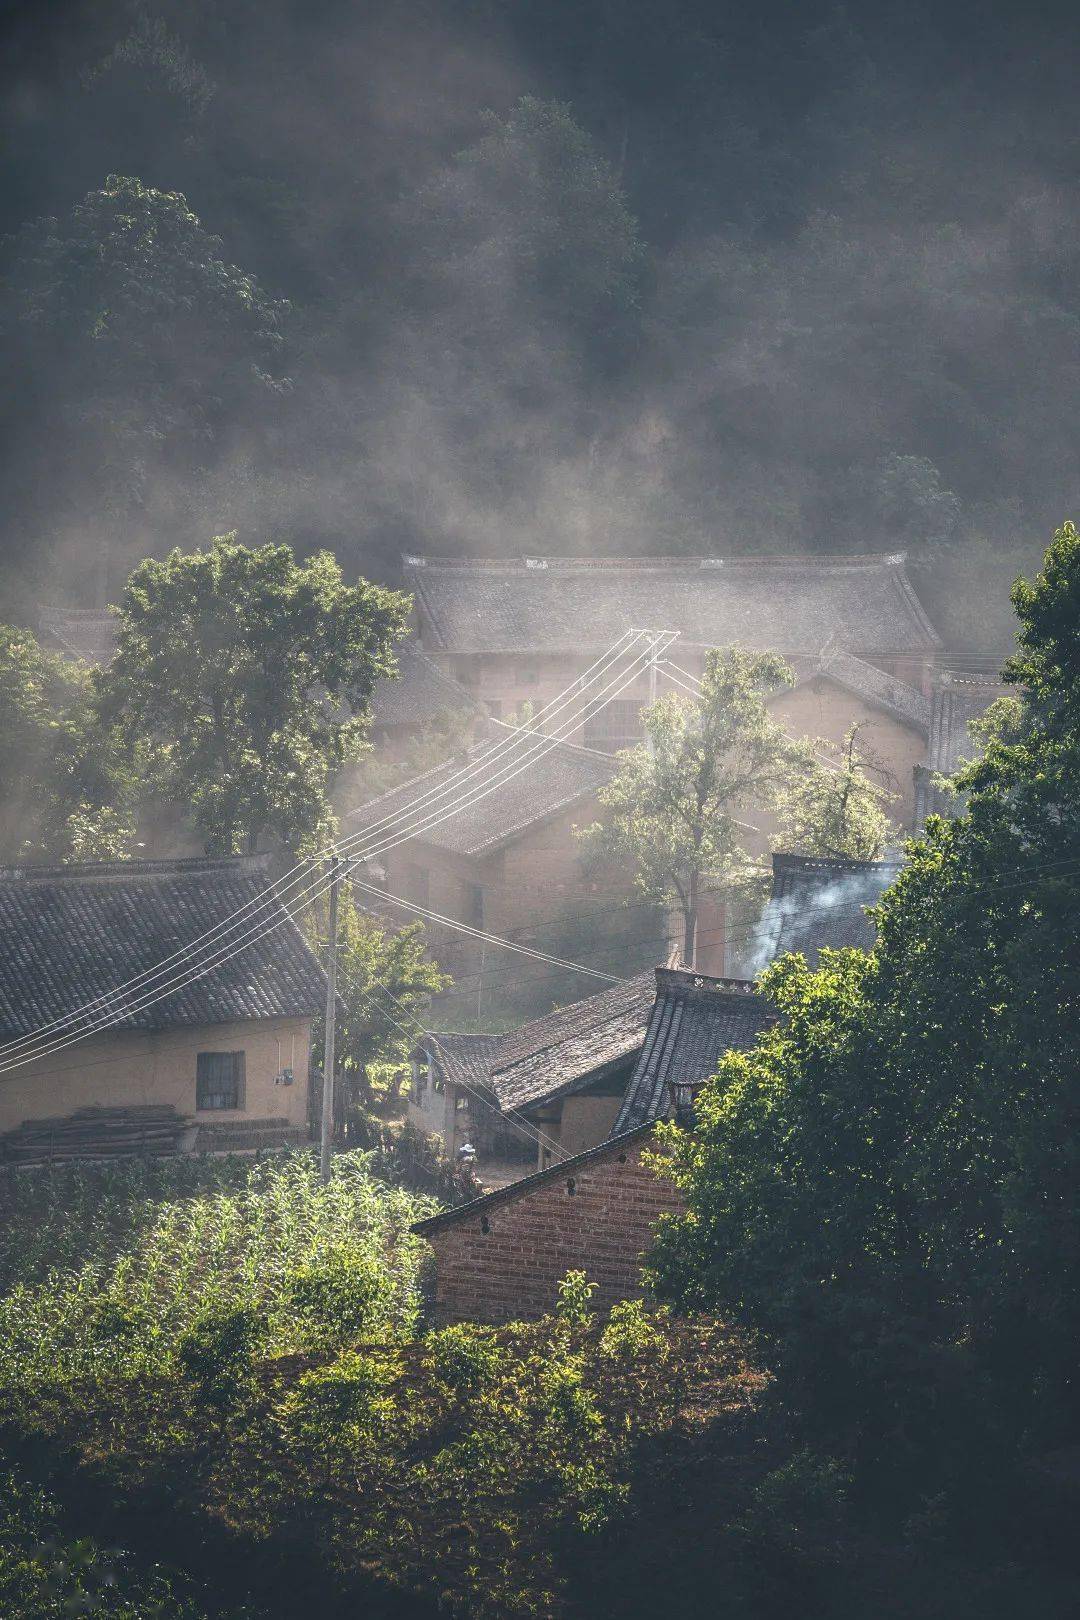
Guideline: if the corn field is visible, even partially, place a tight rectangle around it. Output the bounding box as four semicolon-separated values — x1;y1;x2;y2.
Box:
0;1151;436;1388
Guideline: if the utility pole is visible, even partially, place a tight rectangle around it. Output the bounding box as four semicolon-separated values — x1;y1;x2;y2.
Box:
646;647;659;758
320;855;342;1183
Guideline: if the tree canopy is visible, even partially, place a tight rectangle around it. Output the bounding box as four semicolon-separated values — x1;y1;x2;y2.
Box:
650;522;1080;1475
580;647;808;962
97;535;409;855
775;723;897;861
0;625;135;862
1;173;289;565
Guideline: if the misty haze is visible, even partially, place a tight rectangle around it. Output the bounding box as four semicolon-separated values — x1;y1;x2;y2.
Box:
0;3;1078;1618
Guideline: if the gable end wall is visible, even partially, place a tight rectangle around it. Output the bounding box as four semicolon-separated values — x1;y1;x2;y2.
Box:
423;1136;684;1325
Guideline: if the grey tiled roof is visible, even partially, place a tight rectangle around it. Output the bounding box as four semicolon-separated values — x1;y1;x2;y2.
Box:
815;649;931;734
347;720;617;856
425;1032;506;1095
425;971;656;1113
404;554;942;657
913;670;1009;828
491;973;655;1111
927;670;1009;775
371;645;482;731
614;967;776;1133
751;852;902;966
0;856;327;1038
37;607;118;664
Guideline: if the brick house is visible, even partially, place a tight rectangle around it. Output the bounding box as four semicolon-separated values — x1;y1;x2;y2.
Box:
0;855;326;1157
402;552;942;826
413;965;775;1323
347;721;642;993
776;646;931;829
414;1126;682;1326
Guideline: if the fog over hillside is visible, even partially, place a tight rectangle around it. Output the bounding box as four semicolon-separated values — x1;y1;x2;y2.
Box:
2;0;1077;647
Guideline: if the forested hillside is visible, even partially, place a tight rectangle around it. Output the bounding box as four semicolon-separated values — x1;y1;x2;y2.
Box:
3;0;1078;641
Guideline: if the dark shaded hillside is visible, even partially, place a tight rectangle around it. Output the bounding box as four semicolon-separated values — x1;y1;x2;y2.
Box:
0;0;1075;630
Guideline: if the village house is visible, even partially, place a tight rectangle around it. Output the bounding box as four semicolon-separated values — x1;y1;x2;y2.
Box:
37;604;118;663
367;640;483;755
401;551;943;826
410;970;658;1173
913;667;1010;829
347;720;649;993
413;964;775;1324
0;855;326;1159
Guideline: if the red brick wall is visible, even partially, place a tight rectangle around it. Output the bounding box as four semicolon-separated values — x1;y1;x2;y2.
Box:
422;1134;684;1326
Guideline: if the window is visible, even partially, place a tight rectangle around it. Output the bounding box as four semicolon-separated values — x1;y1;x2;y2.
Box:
196;1051;245;1111
468;882;484;930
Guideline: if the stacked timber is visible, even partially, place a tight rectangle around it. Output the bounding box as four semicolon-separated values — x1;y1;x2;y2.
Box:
0;1105;185;1163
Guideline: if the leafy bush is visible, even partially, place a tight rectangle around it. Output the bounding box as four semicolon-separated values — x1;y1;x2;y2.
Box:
0;1470;239;1619
1;1262;755;1619
555;1269;598;1325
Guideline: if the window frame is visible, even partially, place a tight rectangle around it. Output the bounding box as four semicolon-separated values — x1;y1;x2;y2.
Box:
195;1049;246;1112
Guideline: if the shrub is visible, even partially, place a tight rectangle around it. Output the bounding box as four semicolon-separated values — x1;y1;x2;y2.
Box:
555;1269;598;1325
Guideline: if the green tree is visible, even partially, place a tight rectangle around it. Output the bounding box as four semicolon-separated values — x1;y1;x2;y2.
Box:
405;95;644;356
0;625;135;862
97;535;408;855
322;889;450;1111
650;522;1080;1469
1;174;288;533
580;647;809;963
775;723;897;860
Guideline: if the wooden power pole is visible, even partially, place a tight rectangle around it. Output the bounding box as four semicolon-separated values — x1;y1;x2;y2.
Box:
320;855;342;1183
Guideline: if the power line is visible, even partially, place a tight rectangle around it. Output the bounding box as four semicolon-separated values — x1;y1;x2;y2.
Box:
0;631;651;1061
349;877;628;984
0;636;674;1074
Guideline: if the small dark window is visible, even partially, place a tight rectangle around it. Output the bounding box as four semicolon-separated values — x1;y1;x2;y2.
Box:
468;883;484;929
566;1177;576;1196
196;1051;245;1111
480;1215;491;1234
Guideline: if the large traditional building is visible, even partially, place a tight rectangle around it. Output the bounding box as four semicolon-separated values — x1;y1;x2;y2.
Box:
402;552;942;825
0;855;326;1158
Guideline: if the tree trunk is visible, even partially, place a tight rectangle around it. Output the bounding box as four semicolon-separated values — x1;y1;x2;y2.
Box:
683;889;698;967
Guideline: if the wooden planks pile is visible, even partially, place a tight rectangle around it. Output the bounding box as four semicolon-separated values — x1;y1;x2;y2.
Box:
0;1105;186;1163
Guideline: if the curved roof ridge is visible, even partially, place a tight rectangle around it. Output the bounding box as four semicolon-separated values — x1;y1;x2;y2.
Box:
403;551;914;571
